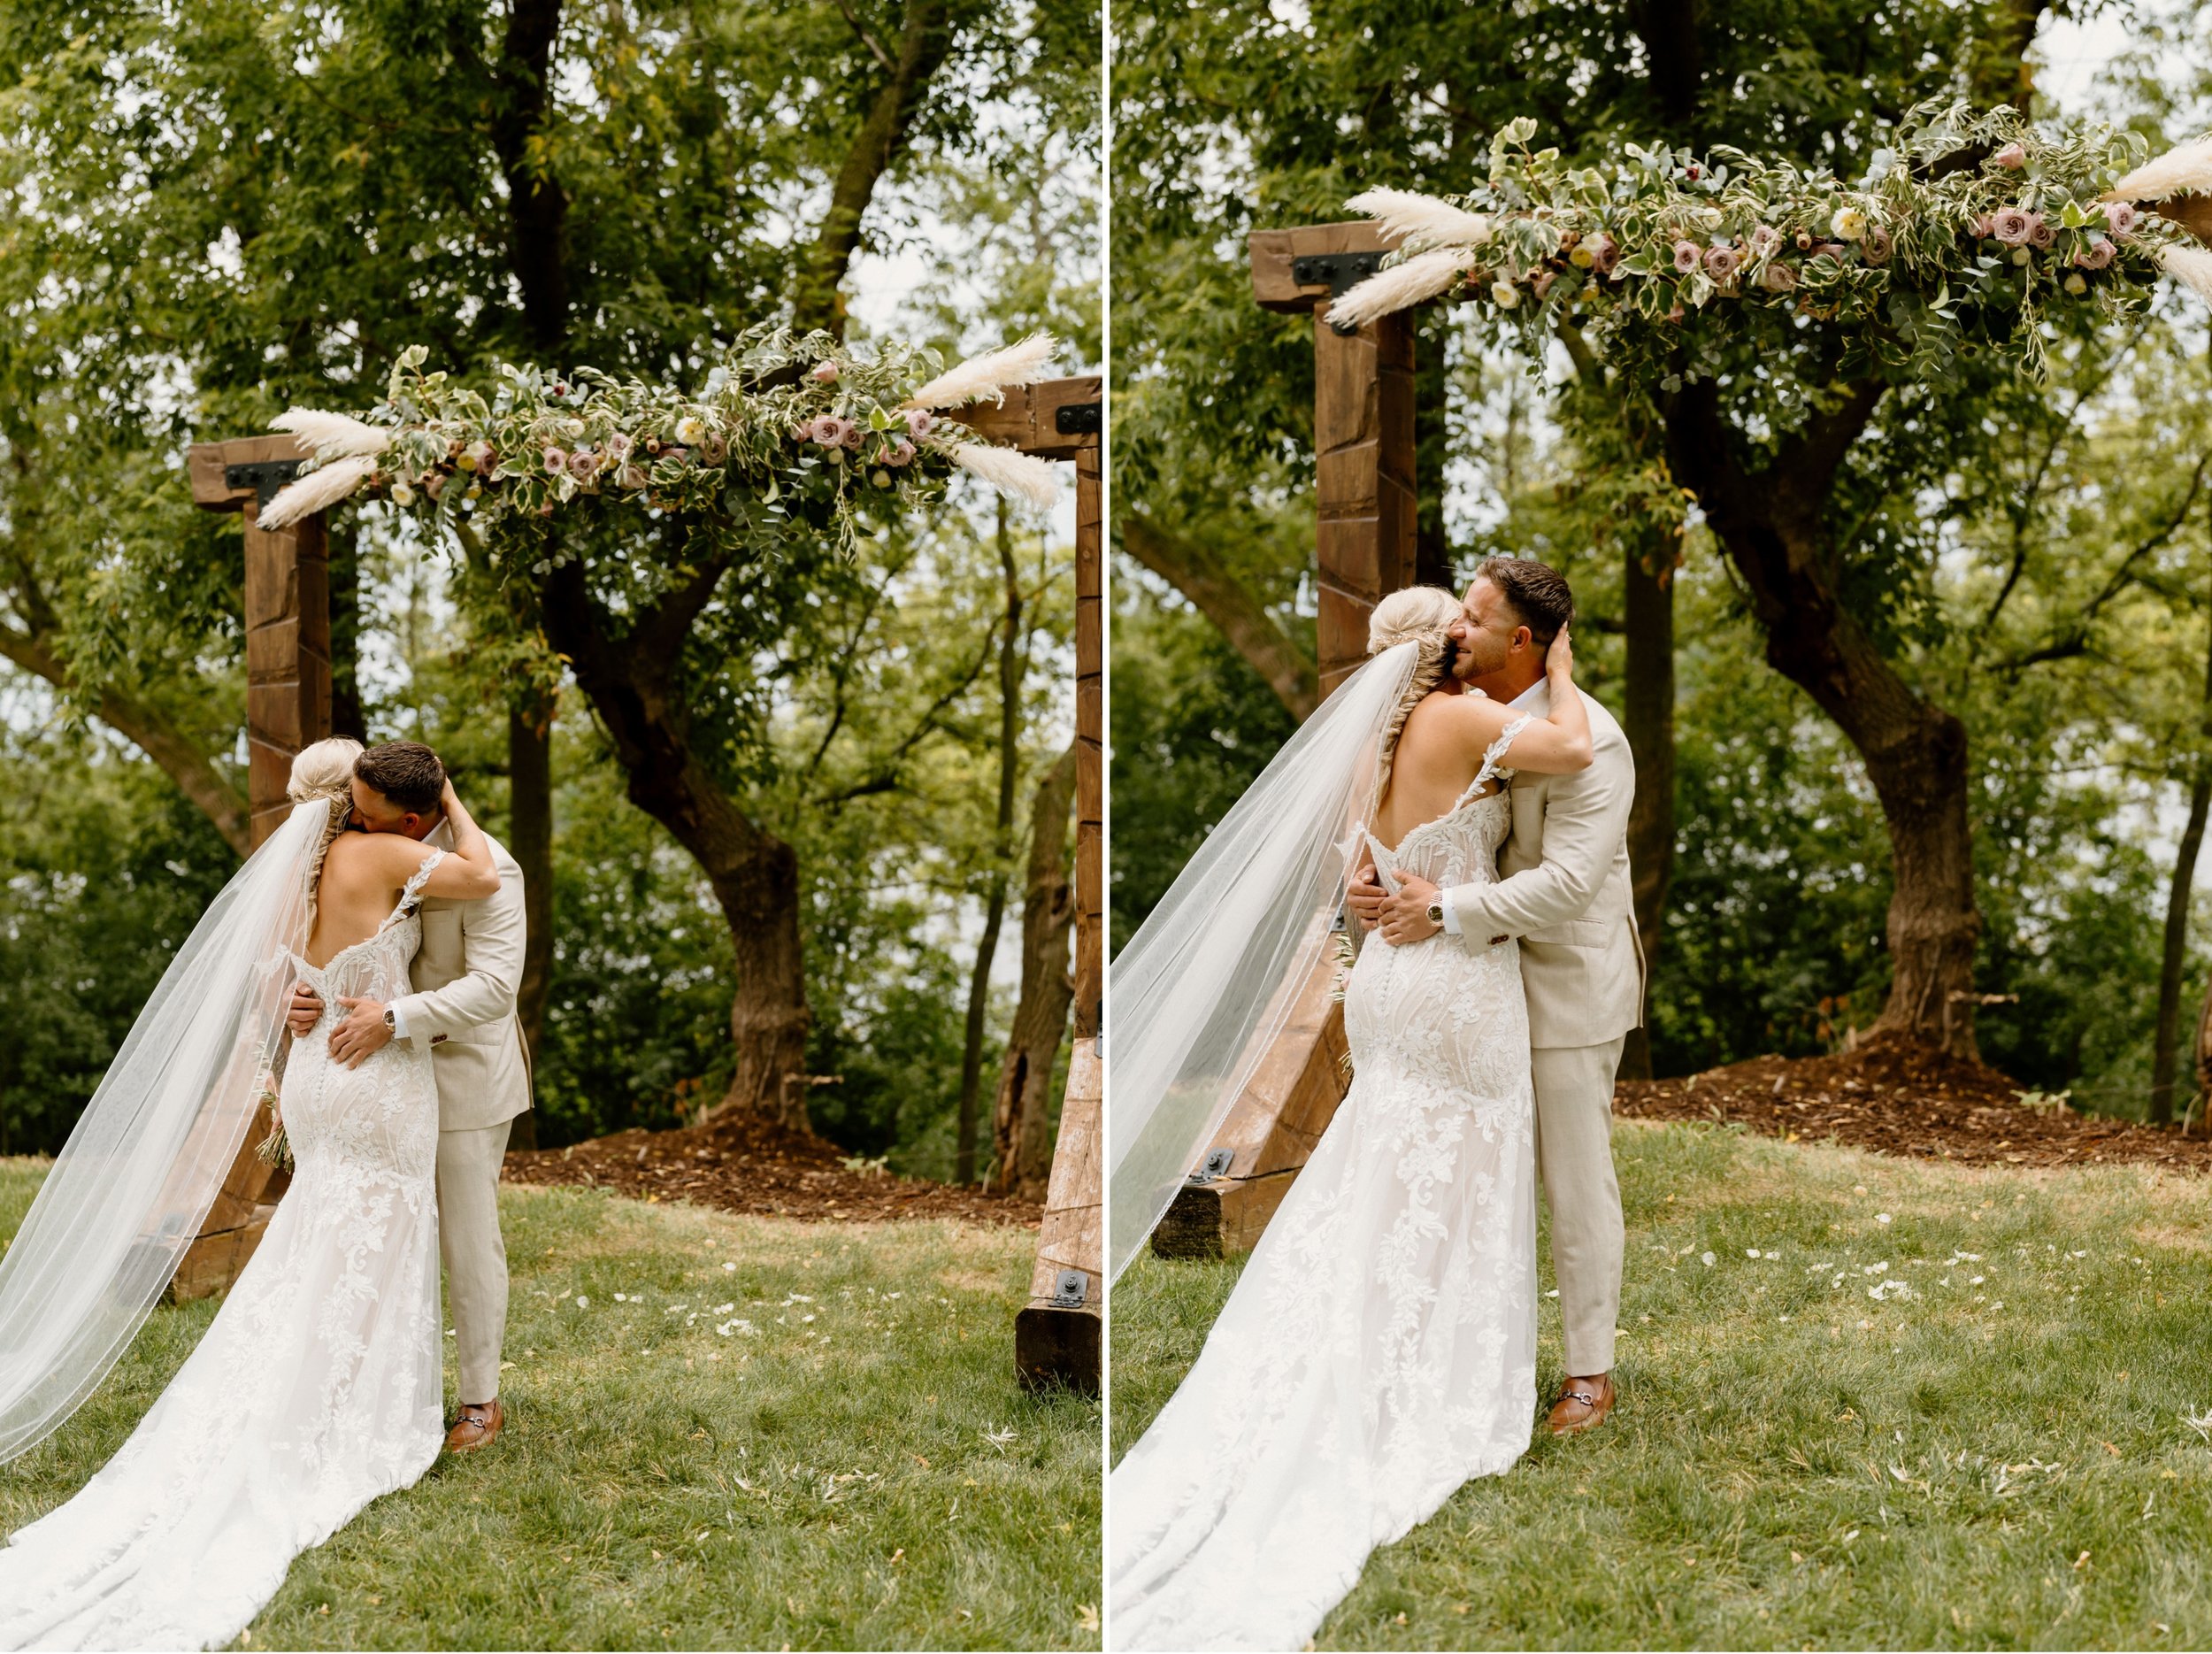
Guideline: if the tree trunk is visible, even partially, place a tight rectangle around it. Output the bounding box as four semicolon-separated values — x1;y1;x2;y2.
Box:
1121;512;1318;721
990;742;1079;1201
491;0;570;352
507;695;556;1150
2151;770;2209;1125
1617;528;1677;1079
1665;377;1984;1058
956;502;1028;1181
541;558;814;1129
791;0;955;338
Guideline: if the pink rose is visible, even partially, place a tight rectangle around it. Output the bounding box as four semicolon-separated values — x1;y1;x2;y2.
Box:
1760;259;1798;292
620;464;649;489
2105;200;2140;237
541;445;568;473
1586;233;1619;274
841;422;866;450
1749;225;1783;256
700;434;728;465
808;416;850;447
810;360;840;383
2073;236;2116;270
1813;242;1850;263
1703;244;1742;281
1993;142;2026;169
1992;208;2032;245
1664;304;1686;323
1970;215;1995;238
606;433;633;461
884;438;918;467
904;409;936;438
1861;226;1893;265
567;449;598;480
1672;239;1701;273
2026;214;2055;250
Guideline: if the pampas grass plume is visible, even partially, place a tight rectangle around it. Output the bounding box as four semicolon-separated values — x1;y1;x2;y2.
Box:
1344;188;1493;251
949;442;1061;509
902;333;1059;411
258;455;377;529
2109;135;2212;203
2160;243;2212;306
272;408;391;459
1327;250;1472;327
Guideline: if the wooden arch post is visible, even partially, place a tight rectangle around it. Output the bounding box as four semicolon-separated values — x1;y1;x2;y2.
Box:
171;437;323;1298
1151;221;1425;1260
950;377;1105;1394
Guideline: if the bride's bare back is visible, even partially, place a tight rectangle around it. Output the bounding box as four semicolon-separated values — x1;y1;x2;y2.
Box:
302;804;502;967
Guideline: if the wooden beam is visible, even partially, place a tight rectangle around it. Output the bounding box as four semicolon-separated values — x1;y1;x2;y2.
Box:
1015;401;1102;1393
1249;220;1398;312
947;374;1102;460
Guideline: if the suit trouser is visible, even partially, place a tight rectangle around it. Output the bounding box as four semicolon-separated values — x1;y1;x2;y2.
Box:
1531;1035;1627;1375
437;1119;512;1404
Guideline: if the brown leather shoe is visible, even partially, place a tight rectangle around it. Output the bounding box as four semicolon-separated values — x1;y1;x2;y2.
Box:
1546;1373;1615;1436
444;1398;503;1453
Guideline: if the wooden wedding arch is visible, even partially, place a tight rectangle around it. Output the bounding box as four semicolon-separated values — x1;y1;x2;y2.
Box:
1156;174;2212;1259
173;380;1105;1394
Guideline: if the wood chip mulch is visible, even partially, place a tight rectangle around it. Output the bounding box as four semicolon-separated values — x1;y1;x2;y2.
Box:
502;1111;1041;1227
1614;1031;2212;1172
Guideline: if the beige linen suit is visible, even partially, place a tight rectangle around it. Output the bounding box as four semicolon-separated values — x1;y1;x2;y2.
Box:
1442;681;1641;1374
396;820;532;1404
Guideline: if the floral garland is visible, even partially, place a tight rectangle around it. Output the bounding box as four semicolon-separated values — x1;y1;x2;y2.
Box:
258;327;1064;555
1331;102;2212;385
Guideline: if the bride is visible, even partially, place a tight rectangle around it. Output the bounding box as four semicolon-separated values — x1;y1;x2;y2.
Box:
1108;586;1592;1652
0;737;501;1651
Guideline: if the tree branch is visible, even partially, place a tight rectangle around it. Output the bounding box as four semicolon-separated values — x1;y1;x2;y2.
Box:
1122;511;1319;721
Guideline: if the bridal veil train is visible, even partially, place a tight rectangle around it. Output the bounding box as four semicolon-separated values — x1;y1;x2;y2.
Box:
0;747;449;1650
1109;594;1543;1651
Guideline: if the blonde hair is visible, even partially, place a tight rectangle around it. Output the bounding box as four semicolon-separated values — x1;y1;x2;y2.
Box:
1367;586;1462;807
288;737;364;938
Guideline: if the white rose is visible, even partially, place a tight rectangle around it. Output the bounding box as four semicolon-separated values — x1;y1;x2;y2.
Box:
389;481;416;507
674;415;707;446
2063;272;2087;295
1831;206;1867;242
1490;280;1520;308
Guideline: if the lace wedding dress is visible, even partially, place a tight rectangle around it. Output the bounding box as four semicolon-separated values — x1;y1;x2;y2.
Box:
0;853;450;1652
1110;732;1539;1653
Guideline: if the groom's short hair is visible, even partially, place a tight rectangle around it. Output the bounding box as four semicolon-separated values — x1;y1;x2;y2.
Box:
354;741;446;814
1473;556;1575;648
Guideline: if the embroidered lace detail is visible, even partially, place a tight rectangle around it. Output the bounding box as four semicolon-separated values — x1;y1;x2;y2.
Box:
0;896;445;1651
1110;783;1536;1652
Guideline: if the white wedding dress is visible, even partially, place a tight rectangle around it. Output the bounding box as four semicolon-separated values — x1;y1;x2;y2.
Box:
1110;732;1539;1653
0;853;450;1651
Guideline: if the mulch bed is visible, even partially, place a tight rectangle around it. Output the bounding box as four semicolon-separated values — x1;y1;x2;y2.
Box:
502;1111;1041;1227
1615;1031;2212;1172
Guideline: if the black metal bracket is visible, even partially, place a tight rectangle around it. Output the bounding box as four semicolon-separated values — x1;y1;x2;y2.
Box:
1054;400;1102;437
225;459;304;508
1292;250;1383;296
1050;1268;1089;1308
1187;1147;1235;1185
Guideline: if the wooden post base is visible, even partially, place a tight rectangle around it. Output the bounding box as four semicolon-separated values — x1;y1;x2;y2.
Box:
1149;1170;1300;1260
1014;1304;1102;1396
167;1203;280;1303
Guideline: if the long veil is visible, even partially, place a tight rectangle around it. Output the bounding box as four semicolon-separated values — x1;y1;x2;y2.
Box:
1108;642;1417;1280
0;798;326;1464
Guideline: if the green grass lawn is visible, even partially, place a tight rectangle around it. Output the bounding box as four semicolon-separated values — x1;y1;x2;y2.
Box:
1111;1119;2212;1650
0;1162;1101;1651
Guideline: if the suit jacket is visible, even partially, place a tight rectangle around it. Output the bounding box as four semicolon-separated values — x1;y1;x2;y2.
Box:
1442;681;1645;1050
395;820;533;1132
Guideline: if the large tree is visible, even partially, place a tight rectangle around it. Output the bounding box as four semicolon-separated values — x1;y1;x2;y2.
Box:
0;0;1094;1127
1110;0;2139;1059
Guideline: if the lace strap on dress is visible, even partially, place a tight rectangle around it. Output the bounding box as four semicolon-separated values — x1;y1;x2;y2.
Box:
1457;713;1534;805
380;848;446;933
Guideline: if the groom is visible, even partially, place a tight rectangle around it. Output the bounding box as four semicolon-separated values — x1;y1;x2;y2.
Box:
286;740;532;1453
1348;558;1643;1435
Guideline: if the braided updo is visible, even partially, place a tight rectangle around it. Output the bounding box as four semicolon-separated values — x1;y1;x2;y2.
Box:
1368;586;1462;807
288;736;365;935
